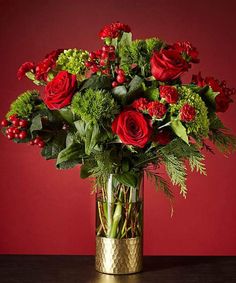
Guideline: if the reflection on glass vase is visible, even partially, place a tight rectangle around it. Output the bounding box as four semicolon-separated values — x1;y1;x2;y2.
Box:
95;173;143;275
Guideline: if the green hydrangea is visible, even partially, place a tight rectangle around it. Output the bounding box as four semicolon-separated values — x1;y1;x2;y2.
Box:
170;86;210;138
71;89;119;124
6;90;42;119
56;49;89;78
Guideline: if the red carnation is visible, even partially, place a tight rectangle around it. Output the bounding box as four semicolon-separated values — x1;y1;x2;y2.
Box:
159;86;179;104
153;129;172;145
99;22;131;39
17;62;35;80
192;72;235;112
180;104;196;122
150;49;189;82
147;101;167;119
112;109;152;148
44;71;77;110
172;41;199;63
132;98;149;111
35;49;63;81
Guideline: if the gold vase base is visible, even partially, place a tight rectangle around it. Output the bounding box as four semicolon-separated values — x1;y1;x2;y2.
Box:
95;236;143;275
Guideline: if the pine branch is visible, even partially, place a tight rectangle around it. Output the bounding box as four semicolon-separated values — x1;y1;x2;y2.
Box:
209;129;236;154
189;155;207;175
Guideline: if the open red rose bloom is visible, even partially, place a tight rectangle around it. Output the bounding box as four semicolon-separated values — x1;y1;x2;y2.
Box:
1;21;235;199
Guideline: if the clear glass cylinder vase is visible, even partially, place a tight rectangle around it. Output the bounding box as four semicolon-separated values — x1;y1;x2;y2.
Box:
95;173;143;274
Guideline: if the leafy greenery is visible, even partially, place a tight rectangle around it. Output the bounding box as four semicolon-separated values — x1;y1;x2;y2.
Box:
6;90;42;119
71;89;119;124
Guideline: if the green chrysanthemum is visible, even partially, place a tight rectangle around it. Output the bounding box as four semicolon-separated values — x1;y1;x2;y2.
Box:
6;90;42;119
71;88;119;124
56;49;89;78
171;86;210;138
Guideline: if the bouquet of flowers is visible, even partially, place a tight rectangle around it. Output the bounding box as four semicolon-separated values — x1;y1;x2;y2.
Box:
1;22;235;244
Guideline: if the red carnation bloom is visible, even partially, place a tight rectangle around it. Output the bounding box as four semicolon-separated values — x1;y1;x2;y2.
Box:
172;41;199;63
180;104;196;122
192;72;235;112
99;22;131;39
159;86;179;104
35;49;63;81
153;129;172;145
17;62;35;80
132;98;149;111
147;101;167;119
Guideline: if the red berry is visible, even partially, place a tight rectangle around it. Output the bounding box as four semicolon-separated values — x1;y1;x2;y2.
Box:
38;141;45;148
95;50;102;57
112;81;118;88
91;65;99;73
109;45;115;52
9;114;17;121
12;128;20;134
85;61;92;68
29;140;34;145
14;133;19;139
102;45;110;52
7;133;15;140
116;74;126;84
109;53;116;61
1;118;9;127
102;69;110;75
19;119;28;128
7;127;15;134
19;131;27;140
89;52;96;60
117;69;125;76
34;137;41;144
99;59;107;66
12;118;19;126
101;52;109;59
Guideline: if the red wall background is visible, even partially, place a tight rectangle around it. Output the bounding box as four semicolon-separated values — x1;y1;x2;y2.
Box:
0;0;236;255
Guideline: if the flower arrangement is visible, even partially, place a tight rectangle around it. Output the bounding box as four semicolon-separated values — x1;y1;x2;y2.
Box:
1;21;235;202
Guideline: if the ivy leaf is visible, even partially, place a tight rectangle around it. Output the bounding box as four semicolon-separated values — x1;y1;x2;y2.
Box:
114;172;138;188
79;75;111;92
56;143;84;169
57;107;74;125
171;119;189;144
128;75;143;95
112;86;127;96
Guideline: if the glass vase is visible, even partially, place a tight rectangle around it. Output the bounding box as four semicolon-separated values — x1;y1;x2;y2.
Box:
95;173;143;274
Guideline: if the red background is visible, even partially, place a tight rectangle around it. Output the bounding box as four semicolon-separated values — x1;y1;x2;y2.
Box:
0;0;236;255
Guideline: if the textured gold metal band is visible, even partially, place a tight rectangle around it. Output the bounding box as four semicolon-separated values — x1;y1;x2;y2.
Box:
95;236;143;275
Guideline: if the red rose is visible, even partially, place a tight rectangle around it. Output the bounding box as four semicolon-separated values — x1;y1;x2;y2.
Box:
99;22;131;39
180;104;196;122
35;49;63;81
159;86;179;104
192;72;235;112
172;41;199;63
132;98;149;111
147;101;167;119
44;71;77;110
150;49;189;81
112;109;152;148
17;62;35;80
153;129;172;145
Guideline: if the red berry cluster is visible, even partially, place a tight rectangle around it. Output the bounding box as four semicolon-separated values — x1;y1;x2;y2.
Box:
29;136;45;148
1;115;29;140
112;68;126;87
85;45;116;75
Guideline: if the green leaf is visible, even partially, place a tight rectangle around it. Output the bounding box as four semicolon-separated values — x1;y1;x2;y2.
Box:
41;130;67;160
112;86;127;96
57;107;74;125
128;75;143;95
171;119;189;144
30;114;43;133
201;86;218;110
118;32;132;48
85;123;100;155
56;143;84;169
79;75;111;92
80;163;92;178
114;172;138;188
145;87;159;101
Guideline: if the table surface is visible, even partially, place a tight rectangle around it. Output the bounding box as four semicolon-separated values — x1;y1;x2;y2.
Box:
0;255;235;283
